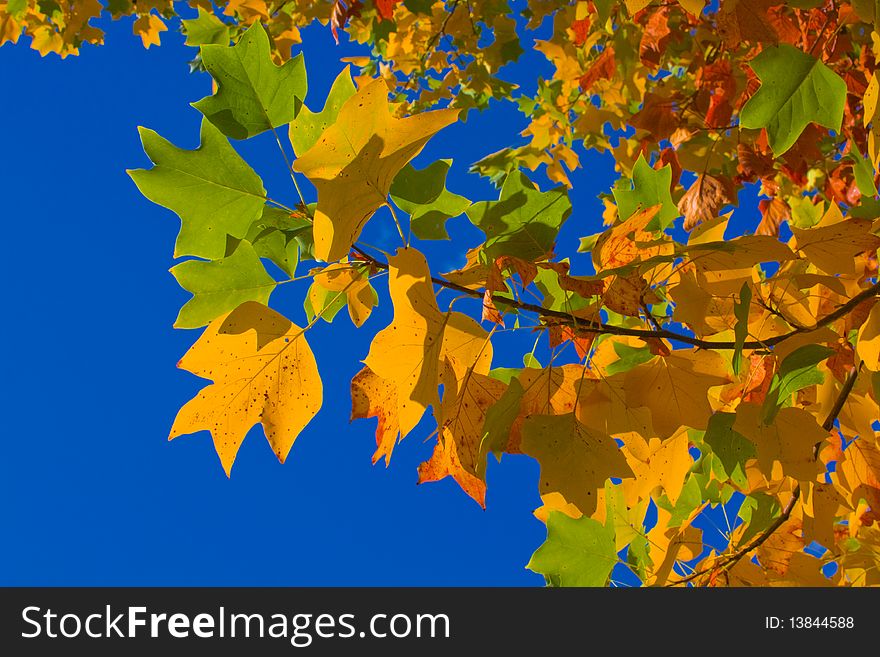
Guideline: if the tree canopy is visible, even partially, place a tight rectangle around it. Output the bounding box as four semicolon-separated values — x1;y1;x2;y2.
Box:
4;0;880;587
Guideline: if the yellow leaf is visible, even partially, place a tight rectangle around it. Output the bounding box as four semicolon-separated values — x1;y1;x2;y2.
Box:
418;436;487;508
756;518;804;575
363;247;492;439
678;0;705;17
791;218;880;275
133;14;167;49
625;0;652;14
521;413;633;516
533;492;583;523
293;79;458;261
733;403;826;482
857;301;880;371
169;301;322;475
624;350;731;437
310;262;376;327
437;368;505;481
350;366;399;466
802;482;847;550
865;72;879;129
620;429;691;504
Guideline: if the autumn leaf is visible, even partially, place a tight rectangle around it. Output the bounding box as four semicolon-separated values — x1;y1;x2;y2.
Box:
623;350;731;437
293;79;458;262
733;403;826;482
170;301;322;475
309;262;377;327
678;174;736;231
289;65;356;157
350;366;399;466
133;13;166;49
522;413;633;516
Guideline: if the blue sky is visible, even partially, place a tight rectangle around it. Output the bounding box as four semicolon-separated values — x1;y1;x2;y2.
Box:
0;13;630;585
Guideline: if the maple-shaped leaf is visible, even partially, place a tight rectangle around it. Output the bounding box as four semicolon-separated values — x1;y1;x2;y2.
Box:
739;44;846;156
293;79;458;262
623;350;731;437
133;13;166;49
704;412;755;487
182;8;230;47
437;367;506;482
465;170;572;261
170;240;276;329
756;518;805;576
836;437;880;519
289;66;356;157
592;205;671;272
733;403;826;482
621;430;692;505
170;301;322;475
802;482;847;550
390;160;471;240
521;413;633;516
193;23;307;140
128;118;266;260
350;366;400;465
527;511;617;587
363;247;490;437
418;436;488;508
612;154;679;230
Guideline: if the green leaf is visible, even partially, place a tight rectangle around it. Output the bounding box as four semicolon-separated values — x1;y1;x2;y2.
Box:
193;23;308;140
850;140;878;197
242;206;312;277
788;196;824;229
465;171;571;261
527;511;617;587
182;9;230;47
732;282;751;375
6;0;27;17
128;118;266;260
289;66;356;157
533;265;591;313
612;154;679;230
666;475;702;528
304;283;347;323
761;344;834;422
703;412;755;488
488;367;522;384
390;160;471;240
738;492;781;544
170;241;276;329
739;44;846;156
604;342;655;376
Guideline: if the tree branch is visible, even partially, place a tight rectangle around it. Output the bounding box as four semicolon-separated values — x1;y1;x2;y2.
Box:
352;246;880;352
666;361;862;586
